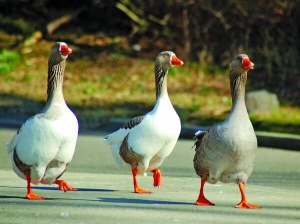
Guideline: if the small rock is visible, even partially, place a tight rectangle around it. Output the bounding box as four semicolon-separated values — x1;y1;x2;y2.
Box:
60;211;69;218
246;90;280;113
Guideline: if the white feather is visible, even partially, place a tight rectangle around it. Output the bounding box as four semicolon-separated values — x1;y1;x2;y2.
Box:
7;105;78;184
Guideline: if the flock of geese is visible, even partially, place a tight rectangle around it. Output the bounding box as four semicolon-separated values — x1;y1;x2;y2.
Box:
5;42;261;209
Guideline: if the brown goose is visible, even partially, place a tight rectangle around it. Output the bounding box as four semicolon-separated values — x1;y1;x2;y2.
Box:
6;42;78;200
104;51;183;194
193;54;261;209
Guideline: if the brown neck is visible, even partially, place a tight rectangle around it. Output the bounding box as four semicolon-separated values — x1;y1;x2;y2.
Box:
47;59;65;102
154;63;169;100
229;70;247;104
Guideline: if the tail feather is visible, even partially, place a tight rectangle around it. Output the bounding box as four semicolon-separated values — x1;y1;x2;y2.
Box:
103;134;110;141
193;130;206;150
6;133;19;154
103;128;130;145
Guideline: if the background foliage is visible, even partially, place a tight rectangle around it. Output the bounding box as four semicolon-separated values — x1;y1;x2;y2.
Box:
0;0;299;133
1;0;299;104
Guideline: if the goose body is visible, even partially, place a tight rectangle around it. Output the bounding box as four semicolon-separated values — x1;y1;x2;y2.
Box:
6;42;78;199
107;98;181;169
194;115;256;185
193;54;261;209
104;51;183;193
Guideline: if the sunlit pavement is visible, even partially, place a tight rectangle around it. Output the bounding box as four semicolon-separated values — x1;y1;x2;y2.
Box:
0;128;299;224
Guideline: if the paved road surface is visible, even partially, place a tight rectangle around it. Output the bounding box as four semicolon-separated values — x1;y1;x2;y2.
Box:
0;128;299;224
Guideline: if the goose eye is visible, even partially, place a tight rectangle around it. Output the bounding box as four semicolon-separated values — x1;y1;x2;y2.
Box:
164;53;170;58
237;56;244;62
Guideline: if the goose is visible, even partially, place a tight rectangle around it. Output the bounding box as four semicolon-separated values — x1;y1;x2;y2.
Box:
6;42;79;200
193;54;261;209
104;51;183;193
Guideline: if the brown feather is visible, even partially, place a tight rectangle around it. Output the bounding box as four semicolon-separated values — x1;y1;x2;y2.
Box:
13;148;31;175
119;134;142;168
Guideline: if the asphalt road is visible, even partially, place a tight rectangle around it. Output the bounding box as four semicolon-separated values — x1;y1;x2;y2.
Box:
0;128;299;224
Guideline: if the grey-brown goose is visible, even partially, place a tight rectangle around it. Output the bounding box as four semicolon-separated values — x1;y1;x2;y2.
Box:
104;51;183;194
6;42;78;200
193;54;261;209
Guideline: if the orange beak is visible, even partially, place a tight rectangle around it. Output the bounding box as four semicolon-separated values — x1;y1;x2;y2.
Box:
242;57;254;70
171;55;184;66
60;45;72;56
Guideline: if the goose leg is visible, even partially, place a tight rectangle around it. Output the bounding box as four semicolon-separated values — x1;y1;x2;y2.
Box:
25;174;45;200
235;183;261;209
54;180;77;192
195;178;215;206
151;168;163;187
132;168;152;194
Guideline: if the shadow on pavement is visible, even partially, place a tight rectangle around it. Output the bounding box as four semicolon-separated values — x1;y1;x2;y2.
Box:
98;197;193;205
0;185;116;192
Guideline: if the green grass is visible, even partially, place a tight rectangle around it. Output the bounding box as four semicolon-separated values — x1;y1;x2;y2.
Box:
0;40;299;134
249;108;300;134
0;49;21;75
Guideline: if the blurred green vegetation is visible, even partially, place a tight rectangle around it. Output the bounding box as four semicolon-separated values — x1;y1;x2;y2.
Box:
0;50;21;75
0;0;299;134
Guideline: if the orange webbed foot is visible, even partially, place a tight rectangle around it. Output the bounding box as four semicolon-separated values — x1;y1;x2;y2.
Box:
195;178;215;206
134;187;153;194
236;183;261;209
54;180;77;192
195;195;215;206
151;169;163;188
25;173;45;200
26;190;45;200
132;168;153;194
236;201;262;209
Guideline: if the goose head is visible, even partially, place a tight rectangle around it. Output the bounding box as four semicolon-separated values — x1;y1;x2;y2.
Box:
156;51;184;69
49;42;72;62
230;54;254;74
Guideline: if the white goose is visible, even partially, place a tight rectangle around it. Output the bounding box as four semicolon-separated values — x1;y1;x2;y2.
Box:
104;51;183;193
193;54;261;209
6;42;79;200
